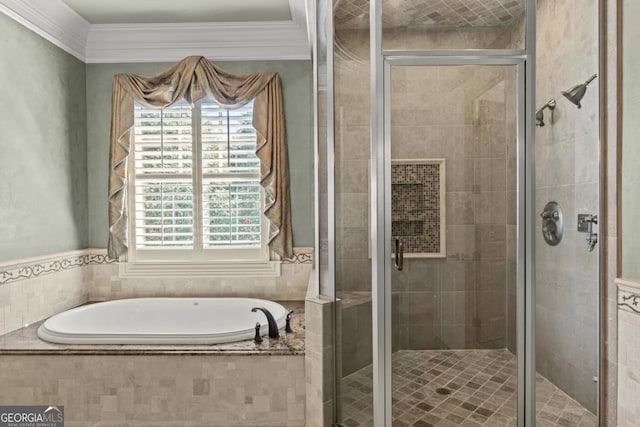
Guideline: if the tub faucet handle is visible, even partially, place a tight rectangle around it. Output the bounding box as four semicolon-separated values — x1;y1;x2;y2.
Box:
253;322;263;344
285;310;294;333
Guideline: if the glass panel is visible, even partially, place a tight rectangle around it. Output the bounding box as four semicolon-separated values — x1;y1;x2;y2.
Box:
535;0;600;424
317;0;330;296
384;0;525;50
389;64;518;425
333;0;526;52
334;0;374;425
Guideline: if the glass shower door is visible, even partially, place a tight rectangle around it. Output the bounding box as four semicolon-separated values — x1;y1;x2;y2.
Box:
387;63;521;426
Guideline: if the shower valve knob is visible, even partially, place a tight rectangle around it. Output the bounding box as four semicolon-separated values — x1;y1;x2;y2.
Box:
540;211;559;220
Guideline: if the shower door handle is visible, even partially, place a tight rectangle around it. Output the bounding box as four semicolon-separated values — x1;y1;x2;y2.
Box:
394;238;404;271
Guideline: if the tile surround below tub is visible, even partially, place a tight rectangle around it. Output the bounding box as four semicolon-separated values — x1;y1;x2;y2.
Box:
0;354;306;426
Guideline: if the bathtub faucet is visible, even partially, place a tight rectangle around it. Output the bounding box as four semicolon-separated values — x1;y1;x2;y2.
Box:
251;307;280;338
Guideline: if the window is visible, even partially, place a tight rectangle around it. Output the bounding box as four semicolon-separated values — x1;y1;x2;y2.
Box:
126;97;272;269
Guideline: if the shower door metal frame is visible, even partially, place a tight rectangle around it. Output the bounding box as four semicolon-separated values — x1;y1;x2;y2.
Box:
369;2;538;425
368;1;539;426
374;55;531;427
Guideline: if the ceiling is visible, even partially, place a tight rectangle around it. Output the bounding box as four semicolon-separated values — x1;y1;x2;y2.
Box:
335;0;525;29
60;0;292;24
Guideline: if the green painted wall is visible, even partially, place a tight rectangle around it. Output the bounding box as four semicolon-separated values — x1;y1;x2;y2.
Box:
86;61;313;247
622;0;640;280
0;13;87;262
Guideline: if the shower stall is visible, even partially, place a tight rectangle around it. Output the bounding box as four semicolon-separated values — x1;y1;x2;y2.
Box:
313;0;602;425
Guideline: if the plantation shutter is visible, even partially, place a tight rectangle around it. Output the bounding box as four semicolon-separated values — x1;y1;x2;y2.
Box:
132;98;262;250
201;99;262;247
133;100;194;248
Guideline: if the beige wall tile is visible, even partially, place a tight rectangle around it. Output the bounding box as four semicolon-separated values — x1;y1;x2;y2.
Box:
305;297;334;427
0;263;87;336
0;355;305;426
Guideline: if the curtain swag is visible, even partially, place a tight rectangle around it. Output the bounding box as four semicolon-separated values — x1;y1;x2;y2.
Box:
107;56;293;260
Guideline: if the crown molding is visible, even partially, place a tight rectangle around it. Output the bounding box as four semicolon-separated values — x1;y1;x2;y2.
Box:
0;0;311;63
0;0;89;61
85;21;310;63
289;0;311;47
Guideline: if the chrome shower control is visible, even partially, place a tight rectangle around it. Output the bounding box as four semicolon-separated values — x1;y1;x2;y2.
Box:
540;210;559;220
540;202;563;246
535;99;556;127
578;214;598;252
586;232;598;252
577;214;597;232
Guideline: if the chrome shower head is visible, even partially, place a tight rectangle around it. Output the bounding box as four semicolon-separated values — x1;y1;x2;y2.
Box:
561;74;597;109
535;99;556;127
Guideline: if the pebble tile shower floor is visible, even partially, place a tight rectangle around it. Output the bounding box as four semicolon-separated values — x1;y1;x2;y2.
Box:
338;349;597;427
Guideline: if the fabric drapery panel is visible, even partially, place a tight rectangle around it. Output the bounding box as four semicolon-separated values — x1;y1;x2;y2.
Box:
108;56;293;259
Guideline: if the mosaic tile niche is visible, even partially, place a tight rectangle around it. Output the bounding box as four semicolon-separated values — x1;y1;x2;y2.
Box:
392;160;445;257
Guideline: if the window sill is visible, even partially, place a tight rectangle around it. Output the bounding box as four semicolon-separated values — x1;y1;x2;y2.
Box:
118;260;281;278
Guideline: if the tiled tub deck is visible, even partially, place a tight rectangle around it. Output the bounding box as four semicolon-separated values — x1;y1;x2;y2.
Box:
0;301;306;427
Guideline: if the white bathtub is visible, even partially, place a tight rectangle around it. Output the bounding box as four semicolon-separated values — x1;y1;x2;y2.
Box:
37;298;288;345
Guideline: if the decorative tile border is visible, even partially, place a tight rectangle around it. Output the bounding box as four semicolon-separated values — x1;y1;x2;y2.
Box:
0;247;313;286
282;247;314;264
619;293;640;314
616;278;640;315
0;250;116;286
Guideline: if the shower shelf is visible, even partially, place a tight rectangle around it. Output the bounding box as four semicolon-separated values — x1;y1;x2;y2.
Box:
391;159;446;258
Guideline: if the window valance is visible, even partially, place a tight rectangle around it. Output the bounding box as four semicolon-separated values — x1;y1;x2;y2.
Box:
108;56;292;260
